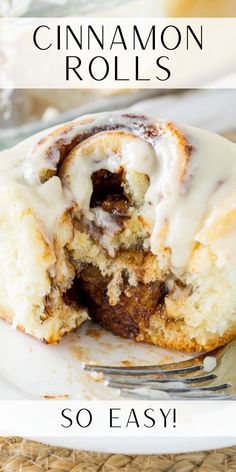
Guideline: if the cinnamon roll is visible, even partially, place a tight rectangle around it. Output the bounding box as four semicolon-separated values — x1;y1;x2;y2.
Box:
1;111;236;351
168;0;236;17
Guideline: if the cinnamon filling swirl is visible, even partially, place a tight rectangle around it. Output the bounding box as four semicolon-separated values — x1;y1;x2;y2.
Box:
78;265;168;340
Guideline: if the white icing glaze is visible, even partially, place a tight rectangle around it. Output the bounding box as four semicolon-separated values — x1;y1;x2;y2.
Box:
0;133;73;240
1;111;236;270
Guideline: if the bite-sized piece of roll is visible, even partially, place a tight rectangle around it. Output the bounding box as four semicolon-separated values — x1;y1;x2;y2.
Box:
1;111;236;350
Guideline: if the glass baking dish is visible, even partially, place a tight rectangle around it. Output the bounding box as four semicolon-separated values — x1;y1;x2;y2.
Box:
0;0;137;17
1;0;236;18
0;89;159;150
0;0;162;150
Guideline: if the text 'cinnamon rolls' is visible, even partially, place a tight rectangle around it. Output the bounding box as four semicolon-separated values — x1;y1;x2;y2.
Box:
1;111;236;351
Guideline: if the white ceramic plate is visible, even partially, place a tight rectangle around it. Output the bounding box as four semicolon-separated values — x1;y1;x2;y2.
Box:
0;319;236;454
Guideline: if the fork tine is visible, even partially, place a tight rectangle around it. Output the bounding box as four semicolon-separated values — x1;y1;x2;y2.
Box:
117;388;235;400
105;373;216;385
84;356;205;376
108;380;231;393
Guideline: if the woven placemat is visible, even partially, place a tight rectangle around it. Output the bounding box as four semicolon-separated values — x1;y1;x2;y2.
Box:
1;438;236;471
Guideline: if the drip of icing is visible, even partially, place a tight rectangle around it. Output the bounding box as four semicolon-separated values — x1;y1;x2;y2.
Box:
1;111;236;270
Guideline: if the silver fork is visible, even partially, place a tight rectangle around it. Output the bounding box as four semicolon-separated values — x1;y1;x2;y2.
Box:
84;339;236;400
